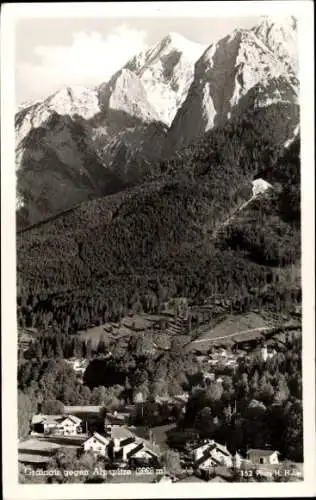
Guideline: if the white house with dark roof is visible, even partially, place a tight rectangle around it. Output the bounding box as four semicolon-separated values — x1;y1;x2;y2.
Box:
247;449;279;465
31;414;82;436
111;431;159;464
192;440;232;471
83;432;110;457
82;425;160;464
104;410;132;432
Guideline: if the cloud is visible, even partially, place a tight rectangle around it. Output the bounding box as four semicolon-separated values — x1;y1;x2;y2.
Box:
16;25;148;103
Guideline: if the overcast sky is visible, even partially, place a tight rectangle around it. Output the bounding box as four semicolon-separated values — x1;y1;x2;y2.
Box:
15;16;260;104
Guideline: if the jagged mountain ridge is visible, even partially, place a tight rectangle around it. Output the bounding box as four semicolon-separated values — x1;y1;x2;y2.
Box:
165;16;299;154
125;32;207;125
252;15;298;73
15;71;168;226
16;17;299;227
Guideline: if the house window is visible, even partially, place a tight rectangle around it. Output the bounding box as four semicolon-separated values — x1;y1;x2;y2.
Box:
260;457;264;464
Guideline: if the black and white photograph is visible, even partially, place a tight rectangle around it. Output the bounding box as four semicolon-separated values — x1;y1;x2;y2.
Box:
1;1;315;498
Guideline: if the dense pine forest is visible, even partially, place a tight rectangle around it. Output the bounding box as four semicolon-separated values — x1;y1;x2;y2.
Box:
17;102;300;334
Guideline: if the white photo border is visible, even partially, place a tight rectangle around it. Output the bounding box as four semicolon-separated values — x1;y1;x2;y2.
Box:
1;1;315;498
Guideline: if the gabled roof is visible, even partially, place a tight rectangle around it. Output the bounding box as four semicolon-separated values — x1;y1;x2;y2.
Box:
120;436;136;447
111;426;134;441
215;443;230;456
247;449;279;456
31;414;64;425
195;447;220;467
191;439;215;451
63;414;82;425
126;443;144;459
86;432;109;446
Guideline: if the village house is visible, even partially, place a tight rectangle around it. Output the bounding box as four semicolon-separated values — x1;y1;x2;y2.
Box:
154;392;189;412
65;358;89;374
104;409;133;432
31;414;82;436
191;439;233;472
124;440;159;464
109;426;159;465
247;449;280;465
207;350;238;370
83;432;109;457
83;424;161;466
203;372;216;383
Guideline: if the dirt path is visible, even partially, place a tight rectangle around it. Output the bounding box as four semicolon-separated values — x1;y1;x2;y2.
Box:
211;196;254;239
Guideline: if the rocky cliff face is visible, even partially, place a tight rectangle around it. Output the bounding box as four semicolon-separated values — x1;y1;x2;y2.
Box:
15;70;167;226
15;85;101;151
125;32;206;125
16;112;123;228
164;17;299;154
252;16;298;73
16;19;299;227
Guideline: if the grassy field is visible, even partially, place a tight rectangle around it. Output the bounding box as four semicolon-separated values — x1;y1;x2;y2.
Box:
18;435;85;466
19;438;61;454
78;313;172;348
18;436;83;457
188;312;274;351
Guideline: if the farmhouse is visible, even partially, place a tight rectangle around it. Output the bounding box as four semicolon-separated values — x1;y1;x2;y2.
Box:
31;414;82;436
106;426;160;464
111;434;159;464
154;392;189;409
104;409;132;431
191;440;233;471
83;432;110;457
247;449;279;465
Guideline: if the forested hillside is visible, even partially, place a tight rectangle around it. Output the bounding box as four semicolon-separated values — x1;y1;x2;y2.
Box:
17;103;300;334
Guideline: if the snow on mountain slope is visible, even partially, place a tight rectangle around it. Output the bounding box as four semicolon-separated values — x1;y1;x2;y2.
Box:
125;32;207;125
16;20;300;226
252;15;298;73
165;18;299;154
16;85;101;150
15;69;167;225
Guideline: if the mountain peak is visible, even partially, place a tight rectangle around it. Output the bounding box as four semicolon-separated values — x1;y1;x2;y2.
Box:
252;15;298;72
159;32;207;59
98;68;160;123
165;17;299;152
124;33;206;125
256;15;297;31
